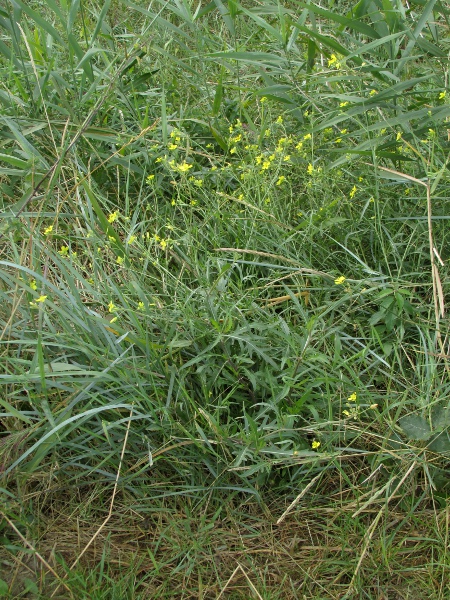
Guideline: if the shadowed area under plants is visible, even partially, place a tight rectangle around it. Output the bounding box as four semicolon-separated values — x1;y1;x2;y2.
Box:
1;460;450;599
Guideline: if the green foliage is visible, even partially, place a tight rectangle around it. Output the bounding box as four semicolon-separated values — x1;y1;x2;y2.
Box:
0;0;450;596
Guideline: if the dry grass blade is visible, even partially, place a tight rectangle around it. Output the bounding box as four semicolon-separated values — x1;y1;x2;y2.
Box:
375;164;444;335
1;514;74;598
217;564;264;600
347;462;417;595
215;247;300;264
264;291;310;307
276;473;323;525
50;405;134;598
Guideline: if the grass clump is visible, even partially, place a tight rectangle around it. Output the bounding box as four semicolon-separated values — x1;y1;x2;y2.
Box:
0;0;450;597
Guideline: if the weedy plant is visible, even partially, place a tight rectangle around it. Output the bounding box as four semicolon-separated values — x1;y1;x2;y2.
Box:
0;0;449;597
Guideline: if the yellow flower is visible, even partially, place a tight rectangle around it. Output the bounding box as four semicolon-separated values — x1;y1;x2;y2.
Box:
303;133;312;141
311;440;321;450
58;246;69;256
30;295;47;306
146;174;155;182
230;147;237;154
276;116;283;124
44;225;53;235
108;301;117;313
30;279;37;291
307;163;314;175
343;406;359;420
108;211;119;223
260;96;267;103
328;54;341;68
340;101;349;107
137;301;145;310
176;161;193;173
396;132;402;141
283;155;291;161
262;160;271;170
295;141;303;151
168;143;178;150
439;91;446;100
110;316;118;324
116;256;124;265
334;276;346;285
349;185;357;199
128;235;137;244
160;238;167;249
276;176;286;186
347;392;357;402
369;89;377;96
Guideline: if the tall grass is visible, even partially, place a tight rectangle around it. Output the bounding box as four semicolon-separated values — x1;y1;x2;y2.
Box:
1;0;449;597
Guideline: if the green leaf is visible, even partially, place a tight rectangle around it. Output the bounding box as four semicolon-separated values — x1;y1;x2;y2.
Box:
5;403;133;475
209;126;228;151
291;23;363;67
344;31;405;60
90;0;112;46
296;2;381;39
67;0;80;33
11;0;64;44
207;51;287;66
23;578;39;595
431;405;450;431
399;414;432;440
0;153;30;168
427;431;450;454
80;180;128;264
0;396;32;423
235;3;284;43
212;67;224;116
